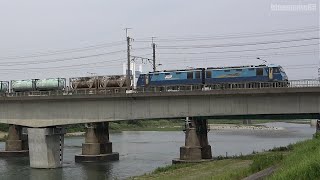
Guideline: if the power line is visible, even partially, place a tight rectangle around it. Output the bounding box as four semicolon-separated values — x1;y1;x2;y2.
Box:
134;27;319;42
0;40;125;60
0;57;127;71
0;62;125;75
0;49;126;66
157;37;319;49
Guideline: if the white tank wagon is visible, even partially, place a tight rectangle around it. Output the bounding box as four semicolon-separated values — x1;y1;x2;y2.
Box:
11;79;38;92
36;78;66;91
0;81;9;93
11;78;66;92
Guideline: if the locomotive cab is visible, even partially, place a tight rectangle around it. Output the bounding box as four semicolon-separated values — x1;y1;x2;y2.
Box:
268;64;288;81
136;74;149;87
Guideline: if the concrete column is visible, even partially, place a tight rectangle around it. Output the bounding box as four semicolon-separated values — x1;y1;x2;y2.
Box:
82;126;100;155
196;119;212;159
179;117;202;160
6;125;22;151
0;125;28;157
28;127;65;169
316;120;320;133
311;119;317;127
97;122;113;154
75;122;119;163
174;117;212;163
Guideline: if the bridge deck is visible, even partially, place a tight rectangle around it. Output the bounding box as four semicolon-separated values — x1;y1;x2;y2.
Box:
0;87;319;127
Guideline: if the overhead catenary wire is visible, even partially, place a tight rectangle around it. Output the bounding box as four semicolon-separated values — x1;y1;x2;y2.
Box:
158;43;319;55
159;49;319;63
159;51;319;68
157;37;319;49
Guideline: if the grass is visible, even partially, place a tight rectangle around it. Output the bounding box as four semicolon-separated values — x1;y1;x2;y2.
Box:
268;134;320;180
132;151;286;180
132;159;252;180
132;135;320;180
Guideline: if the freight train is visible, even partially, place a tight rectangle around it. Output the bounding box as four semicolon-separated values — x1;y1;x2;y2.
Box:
0;64;288;95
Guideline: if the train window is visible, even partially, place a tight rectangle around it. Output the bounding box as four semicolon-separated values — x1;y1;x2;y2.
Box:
273;68;280;73
165;73;170;75
236;69;242;72
206;71;212;78
224;70;230;72
154;73;159;76
249;68;254;71
195;71;201;79
256;68;263;76
187;72;193;79
176;72;181;74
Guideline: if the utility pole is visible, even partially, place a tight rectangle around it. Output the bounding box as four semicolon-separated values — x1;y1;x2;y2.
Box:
125;28;132;90
152;37;156;72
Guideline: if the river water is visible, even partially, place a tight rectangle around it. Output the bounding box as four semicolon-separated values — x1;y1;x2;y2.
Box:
0;122;315;180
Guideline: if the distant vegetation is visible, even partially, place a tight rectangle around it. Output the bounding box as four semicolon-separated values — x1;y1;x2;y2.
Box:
0;124;9;132
65;119;184;133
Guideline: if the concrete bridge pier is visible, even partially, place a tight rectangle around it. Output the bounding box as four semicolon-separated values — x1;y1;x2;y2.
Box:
243;119;252;125
75;122;119;162
0;125;28;157
316;120;320;133
173;117;212;163
28;127;65;168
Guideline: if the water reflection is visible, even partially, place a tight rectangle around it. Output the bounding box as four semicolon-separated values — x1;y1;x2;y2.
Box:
78;163;113;180
30;168;63;180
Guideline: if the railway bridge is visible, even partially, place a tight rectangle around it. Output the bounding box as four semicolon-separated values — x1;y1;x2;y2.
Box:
0;79;319;168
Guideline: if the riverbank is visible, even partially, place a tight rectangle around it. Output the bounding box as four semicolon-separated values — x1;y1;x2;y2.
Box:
132;134;320;180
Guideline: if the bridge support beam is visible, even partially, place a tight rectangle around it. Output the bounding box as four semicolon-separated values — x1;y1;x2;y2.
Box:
28;127;65;168
173;117;212;164
0;125;28;157
75;122;119;162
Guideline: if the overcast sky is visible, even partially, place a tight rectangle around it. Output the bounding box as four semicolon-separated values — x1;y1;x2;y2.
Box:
0;0;318;81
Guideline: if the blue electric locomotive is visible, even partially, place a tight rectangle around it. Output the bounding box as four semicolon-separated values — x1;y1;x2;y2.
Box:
136;64;288;88
205;64;288;84
137;68;204;87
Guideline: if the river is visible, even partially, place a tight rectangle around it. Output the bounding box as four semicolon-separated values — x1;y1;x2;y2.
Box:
0;122;315;180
